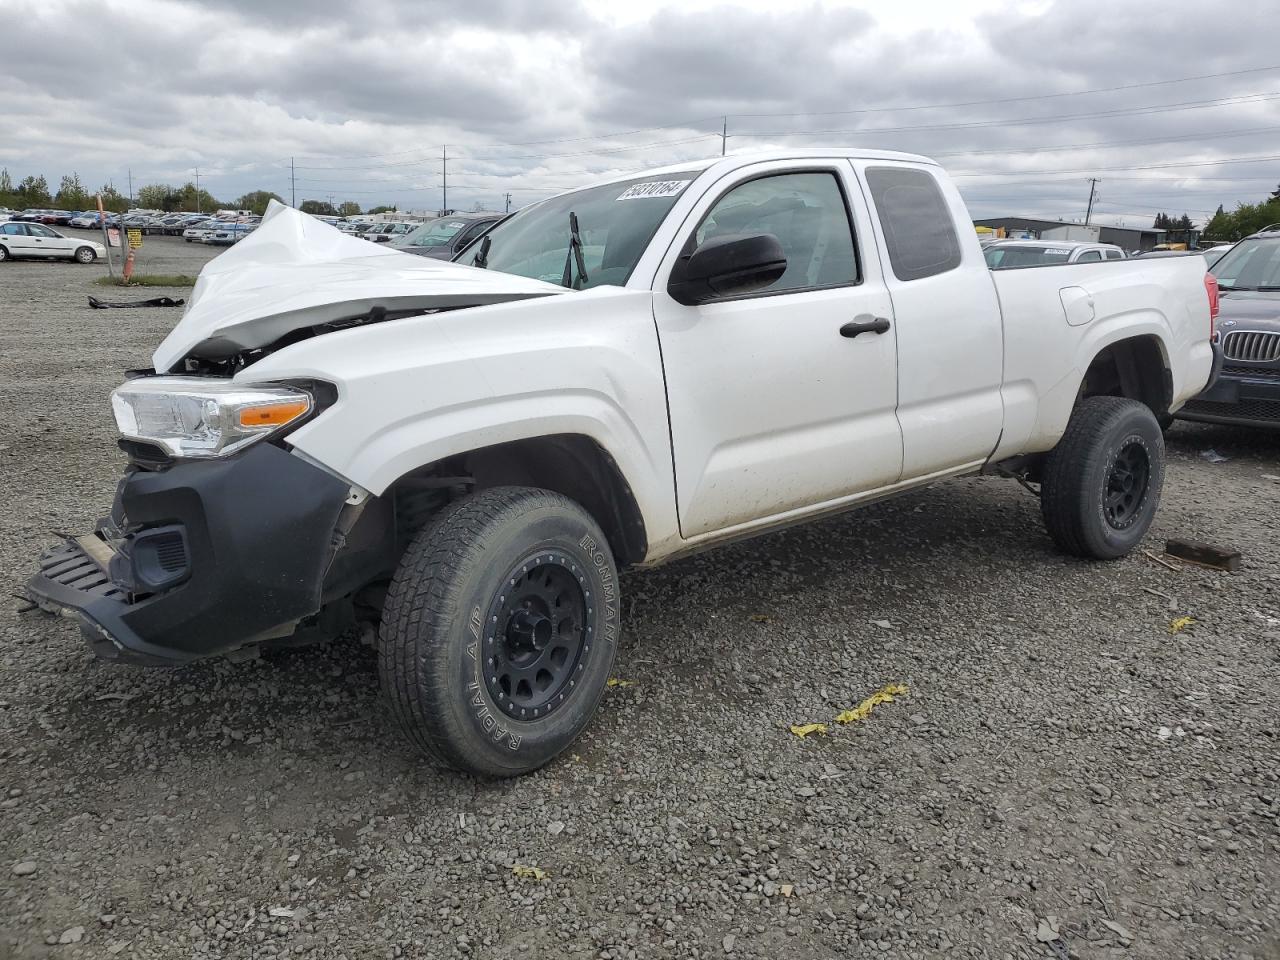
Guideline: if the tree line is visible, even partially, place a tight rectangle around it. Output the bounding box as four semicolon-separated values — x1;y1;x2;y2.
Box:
0;168;372;218
1200;184;1280;241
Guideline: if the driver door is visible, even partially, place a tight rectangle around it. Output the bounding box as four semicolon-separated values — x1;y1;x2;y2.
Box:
25;223;66;257
650;162;902;540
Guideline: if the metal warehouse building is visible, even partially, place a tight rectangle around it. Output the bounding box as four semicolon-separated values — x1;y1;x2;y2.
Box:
973;217;1167;253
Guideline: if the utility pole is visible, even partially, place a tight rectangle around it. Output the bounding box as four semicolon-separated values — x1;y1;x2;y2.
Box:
290;157;296;208
442;144;448;215
328;193;335;214
721;116;727;156
1084;177;1099;226
194;167;201;214
505;192;512;213
127;168;133;209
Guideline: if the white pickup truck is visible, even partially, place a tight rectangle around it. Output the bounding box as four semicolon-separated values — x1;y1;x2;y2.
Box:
29;149;1220;776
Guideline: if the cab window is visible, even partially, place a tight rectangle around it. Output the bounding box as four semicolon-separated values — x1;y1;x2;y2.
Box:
865;166;961;282
691;171;858;294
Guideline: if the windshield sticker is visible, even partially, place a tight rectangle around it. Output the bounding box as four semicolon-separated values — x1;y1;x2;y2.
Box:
616;180;690;201
1046;248;1071;255
446;221;464;228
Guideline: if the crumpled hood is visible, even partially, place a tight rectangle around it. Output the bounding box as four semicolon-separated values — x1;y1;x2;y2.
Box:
153;201;564;371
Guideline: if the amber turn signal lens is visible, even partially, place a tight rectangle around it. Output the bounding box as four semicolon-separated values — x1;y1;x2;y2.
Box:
238;399;310;429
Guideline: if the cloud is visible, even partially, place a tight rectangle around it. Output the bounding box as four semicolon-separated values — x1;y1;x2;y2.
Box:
0;0;1276;222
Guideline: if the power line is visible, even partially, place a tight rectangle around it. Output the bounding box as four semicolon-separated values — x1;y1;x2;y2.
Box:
735;91;1280;138
730;62;1280;119
950;153;1280;178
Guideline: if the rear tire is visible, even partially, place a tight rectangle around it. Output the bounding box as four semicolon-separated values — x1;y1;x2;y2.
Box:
1041;396;1164;559
74;246;96;263
0;245;8;262
379;486;621;777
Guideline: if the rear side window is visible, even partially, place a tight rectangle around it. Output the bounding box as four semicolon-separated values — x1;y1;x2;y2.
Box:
1076;250;1102;262
865;166;961;282
1105;249;1123;260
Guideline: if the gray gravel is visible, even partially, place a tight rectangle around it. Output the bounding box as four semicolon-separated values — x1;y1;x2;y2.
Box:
2;237;1279;959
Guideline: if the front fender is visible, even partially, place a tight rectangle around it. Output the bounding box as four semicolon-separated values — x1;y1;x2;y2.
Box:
238;287;681;557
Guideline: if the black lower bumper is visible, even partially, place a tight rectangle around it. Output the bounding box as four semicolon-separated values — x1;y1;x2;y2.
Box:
1176;344;1280;428
27;443;356;665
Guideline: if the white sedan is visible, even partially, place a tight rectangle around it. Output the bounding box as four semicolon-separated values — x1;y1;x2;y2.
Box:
0;222;106;262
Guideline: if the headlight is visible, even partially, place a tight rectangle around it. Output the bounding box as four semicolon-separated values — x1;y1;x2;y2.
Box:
111;377;313;459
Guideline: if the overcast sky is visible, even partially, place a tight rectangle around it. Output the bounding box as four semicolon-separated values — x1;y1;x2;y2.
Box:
1;0;1278;225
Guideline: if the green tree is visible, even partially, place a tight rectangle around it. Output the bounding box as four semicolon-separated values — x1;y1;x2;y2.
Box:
367;204;395;215
16;174;51;206
97;185;129;213
234;190;284;215
0;168;13;208
55;172;90;211
299;199;335;215
136;183;174;210
174;181;220;213
337;200;362;217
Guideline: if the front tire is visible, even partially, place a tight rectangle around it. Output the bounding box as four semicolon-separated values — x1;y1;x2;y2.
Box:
74;246;96;263
1041;396;1164;559
0;245;9;262
379;486;621;777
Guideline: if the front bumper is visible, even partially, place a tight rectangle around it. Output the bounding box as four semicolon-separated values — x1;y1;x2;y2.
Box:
1176;344;1280;428
27;443;354;665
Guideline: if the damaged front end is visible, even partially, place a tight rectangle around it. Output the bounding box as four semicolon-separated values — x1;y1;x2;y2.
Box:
28;202;560;665
26;442;395;665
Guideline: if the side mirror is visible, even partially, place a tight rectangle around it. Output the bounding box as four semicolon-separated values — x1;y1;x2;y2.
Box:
667;233;787;306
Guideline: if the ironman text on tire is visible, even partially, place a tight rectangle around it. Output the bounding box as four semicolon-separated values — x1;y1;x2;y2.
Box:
1040;396;1164;560
379;486;620;777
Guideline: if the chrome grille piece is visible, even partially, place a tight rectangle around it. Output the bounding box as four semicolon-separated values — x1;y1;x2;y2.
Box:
1222;330;1280;362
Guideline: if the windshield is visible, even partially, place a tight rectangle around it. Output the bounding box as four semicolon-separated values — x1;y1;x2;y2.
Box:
985;245;1073;269
461;173;700;288
400;219;464;247
1210;238;1280;288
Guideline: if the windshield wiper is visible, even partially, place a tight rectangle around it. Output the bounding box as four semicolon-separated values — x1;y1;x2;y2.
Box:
562;211;588;289
1256;285;1280;291
473;233;491;269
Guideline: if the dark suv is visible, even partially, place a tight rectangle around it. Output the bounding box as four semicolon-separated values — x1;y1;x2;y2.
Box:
391;214;501;260
1178;225;1280;428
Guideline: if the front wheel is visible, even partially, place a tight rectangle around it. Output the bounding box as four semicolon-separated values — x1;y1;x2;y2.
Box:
74;246;96;263
379;486;621;777
0;245;8;262
1041;396;1164;559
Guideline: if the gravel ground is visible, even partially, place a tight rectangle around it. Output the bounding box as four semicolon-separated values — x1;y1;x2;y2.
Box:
1;238;1278;960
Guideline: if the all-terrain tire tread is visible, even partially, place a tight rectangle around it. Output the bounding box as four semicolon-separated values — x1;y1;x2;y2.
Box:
1040;395;1157;558
379;486;600;773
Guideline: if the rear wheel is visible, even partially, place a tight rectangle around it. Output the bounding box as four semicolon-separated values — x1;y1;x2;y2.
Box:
74;246;96;263
379;486;620;777
1041;396;1164;559
0;245;8;262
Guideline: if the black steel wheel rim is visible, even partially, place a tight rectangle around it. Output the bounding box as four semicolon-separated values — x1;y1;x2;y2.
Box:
1103;438;1150;530
481;550;592;721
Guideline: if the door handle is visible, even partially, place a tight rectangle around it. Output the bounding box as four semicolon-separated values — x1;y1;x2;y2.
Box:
840;317;891;338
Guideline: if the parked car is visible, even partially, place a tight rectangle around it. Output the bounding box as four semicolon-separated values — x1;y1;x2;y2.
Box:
0;221;105;262
25;153;1218;777
360;221;416;243
183;219;220;242
1177;224;1280;428
392;214;501;260
206;222;255;245
69;212;105;229
1199;245;1234;269
984;239;1126;268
